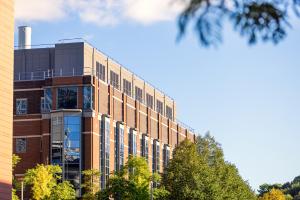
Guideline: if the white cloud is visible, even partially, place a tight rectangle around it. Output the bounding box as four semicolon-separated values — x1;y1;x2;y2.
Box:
15;0;185;26
124;0;185;25
15;0;67;22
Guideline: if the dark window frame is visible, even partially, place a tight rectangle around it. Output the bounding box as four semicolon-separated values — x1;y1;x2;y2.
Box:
146;94;153;109
110;71;119;89
135;86;143;103
123;79;132;97
16;98;28;115
96;62;106;81
156;100;163;115
16;138;27;153
166;105;173;120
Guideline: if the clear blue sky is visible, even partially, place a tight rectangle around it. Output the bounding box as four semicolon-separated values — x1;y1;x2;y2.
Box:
15;0;300;191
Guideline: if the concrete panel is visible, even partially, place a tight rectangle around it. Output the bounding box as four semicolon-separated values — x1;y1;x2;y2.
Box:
54;42;84;76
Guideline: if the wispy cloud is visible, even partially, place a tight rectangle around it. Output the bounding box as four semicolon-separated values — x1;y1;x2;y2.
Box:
15;0;185;26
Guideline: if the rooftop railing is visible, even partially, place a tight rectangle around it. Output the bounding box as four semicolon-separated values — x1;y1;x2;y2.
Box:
175;119;195;133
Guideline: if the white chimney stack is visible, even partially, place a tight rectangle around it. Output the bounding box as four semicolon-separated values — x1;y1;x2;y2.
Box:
18;26;31;49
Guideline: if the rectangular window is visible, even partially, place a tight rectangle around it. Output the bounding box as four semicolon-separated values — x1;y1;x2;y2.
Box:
44;88;52;112
83;86;94;110
51;116;63;165
63;116;81;194
96;62;106;81
152;140;160;173
135;87;143;103
156;100;163;115
166;106;173;120
16;138;27;153
129;129;137;156
57;87;78;109
110;71;119;89
141;134;149;162
115;123;124;171
123;79;132;97
51;115;81;195
163;144;170;169
41;97;46;113
100;117;110;189
146;94;153;109
16;98;27;115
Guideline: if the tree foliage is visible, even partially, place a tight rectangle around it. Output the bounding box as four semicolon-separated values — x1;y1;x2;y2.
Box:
178;0;300;46
162;135;256;200
258;188;286;200
259;175;300;200
162;139;215;200
197;134;256;200
82;169;100;200
12;154;21;200
48;181;76;200
98;156;167;200
24;164;75;200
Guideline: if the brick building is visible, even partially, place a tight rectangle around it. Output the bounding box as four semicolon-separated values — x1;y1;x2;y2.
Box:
13;41;196;196
0;0;14;199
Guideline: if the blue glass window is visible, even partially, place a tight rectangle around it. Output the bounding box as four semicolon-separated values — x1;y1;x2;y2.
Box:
129;129;137;156
44;88;52;112
51;115;81;196
83;86;94;110
100;117;110;189
63;116;81;194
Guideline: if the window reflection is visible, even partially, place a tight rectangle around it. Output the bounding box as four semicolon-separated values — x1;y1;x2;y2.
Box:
44;88;52;112
57;87;77;109
100;117;110;189
83;86;94;110
51;115;81;195
115;123;124;171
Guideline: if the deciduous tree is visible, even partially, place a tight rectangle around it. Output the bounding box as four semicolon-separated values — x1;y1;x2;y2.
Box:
98;156;167;200
82;169;100;200
178;0;300;46
197;134;256;200
258;188;286;200
162;137;256;200
24;164;75;200
162;139;216;200
12;154;21;200
48;181;76;200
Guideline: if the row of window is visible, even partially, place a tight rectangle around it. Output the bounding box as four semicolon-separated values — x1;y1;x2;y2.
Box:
96;63;173;120
100;117;170;189
16;85;173;119
16;86;94;115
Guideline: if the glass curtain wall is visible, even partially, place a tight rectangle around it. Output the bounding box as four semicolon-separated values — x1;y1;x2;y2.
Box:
51;113;81;195
129;129;137;156
141;134;149;162
163;144;170;169
100;116;110;189
43;88;52;112
152;140;160;173
83;86;94;110
114;123;124;171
